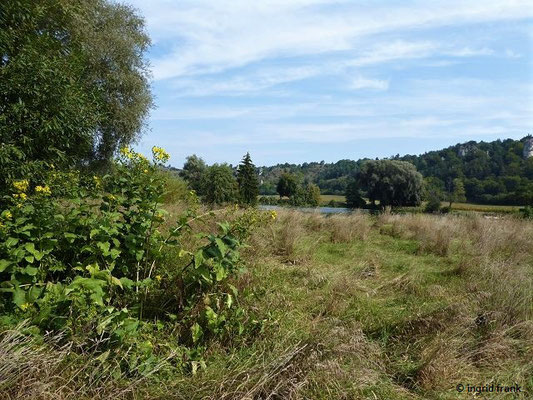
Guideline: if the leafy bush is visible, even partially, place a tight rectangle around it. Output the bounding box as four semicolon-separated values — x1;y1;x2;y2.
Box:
0;146;270;374
520;205;533;219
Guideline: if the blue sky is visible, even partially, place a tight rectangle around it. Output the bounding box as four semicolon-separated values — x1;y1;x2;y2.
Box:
127;0;533;168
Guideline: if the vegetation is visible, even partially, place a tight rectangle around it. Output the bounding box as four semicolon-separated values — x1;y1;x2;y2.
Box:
237;153;259;206
257;136;533;205
2;2;531;399
358;160;423;208
204;163;237;205
2;207;532;399
0;0;153;183
180;155;208;197
345;178;366;209
276;172;299;199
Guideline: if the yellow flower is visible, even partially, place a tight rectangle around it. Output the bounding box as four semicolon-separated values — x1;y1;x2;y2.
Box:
143;169;149;173
19;193;27;201
35;185;51;196
120;147;134;159
4;211;12;220
270;210;277;220
155;275;162;282
108;194;116;201
151;146;170;163
20;303;31;311
13;180;29;193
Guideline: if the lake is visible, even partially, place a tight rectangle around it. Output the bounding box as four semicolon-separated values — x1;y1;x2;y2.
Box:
259;204;357;214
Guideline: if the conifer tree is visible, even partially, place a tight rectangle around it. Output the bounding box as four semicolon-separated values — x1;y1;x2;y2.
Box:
237;152;259;206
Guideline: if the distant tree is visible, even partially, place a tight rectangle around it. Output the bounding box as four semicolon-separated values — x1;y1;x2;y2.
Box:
345;178;366;208
423;177;444;213
205;164;237;205
180;155;207;195
277;172;298;199
447;178;466;208
357;160;423;207
237;152;259;206
305;183;321;207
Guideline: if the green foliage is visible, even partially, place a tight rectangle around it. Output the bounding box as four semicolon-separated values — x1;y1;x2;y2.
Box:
345;178;366;208
0;0;152;189
276;172;298;199
258;137;533;205
447;178;466;207
204;164;238;205
358;160;423;207
0;146;269;374
180;154;208;196
520;206;533;219
305;184;321;207
237;153;259;206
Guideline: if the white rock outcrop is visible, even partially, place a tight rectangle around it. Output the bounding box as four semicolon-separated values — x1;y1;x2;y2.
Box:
524;137;533;159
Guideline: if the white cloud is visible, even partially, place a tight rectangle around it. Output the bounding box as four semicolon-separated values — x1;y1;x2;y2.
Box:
350;76;389;90
126;0;532;80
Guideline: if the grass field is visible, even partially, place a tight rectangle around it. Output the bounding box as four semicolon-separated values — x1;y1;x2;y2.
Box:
3;208;531;399
150;210;532;399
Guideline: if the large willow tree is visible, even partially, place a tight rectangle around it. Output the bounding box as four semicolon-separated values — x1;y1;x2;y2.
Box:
0;0;152;183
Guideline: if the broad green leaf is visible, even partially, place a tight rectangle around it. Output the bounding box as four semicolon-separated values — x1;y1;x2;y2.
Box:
111;276;123;288
5;237;19;247
119;277;134;289
13;287;26;306
97;241;110;254
0;260;11;273
215;238;226;256
191;323;203;344
24;242;36;254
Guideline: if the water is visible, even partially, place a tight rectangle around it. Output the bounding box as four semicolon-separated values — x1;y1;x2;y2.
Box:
259;204;359;215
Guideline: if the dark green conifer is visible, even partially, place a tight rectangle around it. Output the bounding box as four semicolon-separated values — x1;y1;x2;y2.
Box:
237;152;259;206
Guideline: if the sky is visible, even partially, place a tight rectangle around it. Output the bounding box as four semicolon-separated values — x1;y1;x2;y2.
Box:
127;0;533;168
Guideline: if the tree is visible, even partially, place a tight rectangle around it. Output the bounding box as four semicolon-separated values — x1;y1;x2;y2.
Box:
204;164;237;205
305;183;321;207
345;178;366;208
237;152;259;206
0;0;152;182
180;154;208;196
276;172;298;199
447;178;466;208
357;160;423;207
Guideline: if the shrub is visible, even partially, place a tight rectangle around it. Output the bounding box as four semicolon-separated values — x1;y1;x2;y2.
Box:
0;146;270;376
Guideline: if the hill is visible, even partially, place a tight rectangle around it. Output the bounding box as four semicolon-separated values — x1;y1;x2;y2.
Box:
258;136;533;205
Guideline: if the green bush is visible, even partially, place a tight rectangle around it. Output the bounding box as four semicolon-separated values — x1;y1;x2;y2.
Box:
0;146;270;374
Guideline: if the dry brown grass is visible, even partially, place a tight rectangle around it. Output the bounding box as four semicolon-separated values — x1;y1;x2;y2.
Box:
325;213;371;243
0;324;175;400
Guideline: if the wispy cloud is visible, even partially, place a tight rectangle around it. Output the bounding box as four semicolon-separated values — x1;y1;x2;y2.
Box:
128;0;532;79
127;0;532;165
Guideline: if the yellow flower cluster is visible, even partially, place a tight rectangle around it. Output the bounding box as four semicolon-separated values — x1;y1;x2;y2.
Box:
4;211;12;220
93;176;102;187
35;185;51;196
152;146;170;163
270;210;277;220
13;179;29;192
13;193;28;201
120;147;134;159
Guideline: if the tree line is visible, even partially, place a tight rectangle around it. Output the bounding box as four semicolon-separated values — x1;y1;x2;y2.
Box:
256;136;533;205
180;153;259;206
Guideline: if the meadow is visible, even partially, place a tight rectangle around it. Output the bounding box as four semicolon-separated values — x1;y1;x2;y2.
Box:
3;204;531;399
